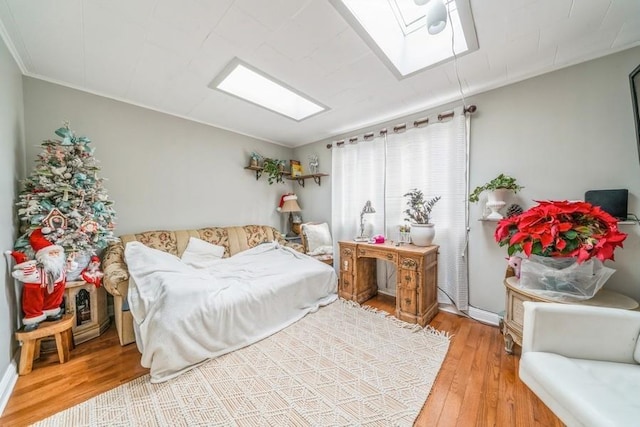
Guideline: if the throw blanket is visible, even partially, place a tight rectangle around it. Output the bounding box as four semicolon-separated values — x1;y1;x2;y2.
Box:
125;241;338;383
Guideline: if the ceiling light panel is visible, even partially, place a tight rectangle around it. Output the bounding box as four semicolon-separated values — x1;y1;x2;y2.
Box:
210;58;328;121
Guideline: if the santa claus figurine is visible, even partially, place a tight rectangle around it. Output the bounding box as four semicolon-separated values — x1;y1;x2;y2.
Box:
81;256;103;287
8;228;68;331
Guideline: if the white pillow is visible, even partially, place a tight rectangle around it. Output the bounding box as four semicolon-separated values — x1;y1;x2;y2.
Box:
180;237;226;269
302;223;333;256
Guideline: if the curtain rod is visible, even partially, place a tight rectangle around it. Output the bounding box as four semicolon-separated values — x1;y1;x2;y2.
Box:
326;104;477;149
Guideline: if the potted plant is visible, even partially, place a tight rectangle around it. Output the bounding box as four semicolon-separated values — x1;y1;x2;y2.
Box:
262;158;285;184
495;200;627;298
403;189;441;246
469;173;523;203
249;152;262;168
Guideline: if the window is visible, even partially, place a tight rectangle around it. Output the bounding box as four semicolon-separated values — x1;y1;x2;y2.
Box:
330;0;478;78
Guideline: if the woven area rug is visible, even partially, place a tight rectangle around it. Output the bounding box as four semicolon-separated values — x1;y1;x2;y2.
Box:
35;299;450;426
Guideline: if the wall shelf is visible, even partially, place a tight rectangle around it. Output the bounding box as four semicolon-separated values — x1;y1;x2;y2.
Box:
244;165;329;187
244;165;291;181
287;173;329;187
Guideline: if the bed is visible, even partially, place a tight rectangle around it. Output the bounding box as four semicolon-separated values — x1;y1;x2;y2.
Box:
125;241;338;383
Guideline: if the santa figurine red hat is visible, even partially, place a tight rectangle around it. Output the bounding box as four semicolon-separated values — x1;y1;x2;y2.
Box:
8;228;68;331
30;228;64;258
81;255;103;287
276;193;297;212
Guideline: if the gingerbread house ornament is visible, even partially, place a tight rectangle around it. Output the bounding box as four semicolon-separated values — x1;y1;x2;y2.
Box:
42;208;67;231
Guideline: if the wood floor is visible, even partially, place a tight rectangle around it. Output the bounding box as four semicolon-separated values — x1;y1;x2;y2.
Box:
1;296;562;426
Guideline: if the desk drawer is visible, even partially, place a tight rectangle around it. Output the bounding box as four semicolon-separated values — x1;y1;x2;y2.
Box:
340;247;355;272
339;272;355;299
357;247;397;263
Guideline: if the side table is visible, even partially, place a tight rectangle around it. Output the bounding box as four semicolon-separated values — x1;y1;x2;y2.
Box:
65;280;110;344
502;275;639;354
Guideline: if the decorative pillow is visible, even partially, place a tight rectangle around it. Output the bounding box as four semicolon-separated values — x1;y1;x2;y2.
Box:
181;237;226;269
302;223;333;256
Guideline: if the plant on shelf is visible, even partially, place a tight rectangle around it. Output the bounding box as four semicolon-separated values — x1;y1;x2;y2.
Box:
262;158;285;184
249;151;263;167
469;173;524;203
404;189;441;224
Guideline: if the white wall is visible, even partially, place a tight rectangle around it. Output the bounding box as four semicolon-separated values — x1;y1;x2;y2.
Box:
0;35;24;411
291;145;332;224
467;46;640;312
23;78;296;236
300;45;640;313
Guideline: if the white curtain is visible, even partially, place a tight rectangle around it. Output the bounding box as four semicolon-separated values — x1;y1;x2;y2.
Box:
331;106;470;311
331;139;386;245
385;108;469;310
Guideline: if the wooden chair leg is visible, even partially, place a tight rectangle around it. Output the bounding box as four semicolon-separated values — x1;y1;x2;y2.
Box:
18;340;36;375
34;338;42;360
65;327;75;351
54;331;71;364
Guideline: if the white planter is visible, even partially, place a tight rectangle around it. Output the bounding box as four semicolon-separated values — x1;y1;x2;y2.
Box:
410;223;435;246
485;188;512;220
487;188;512;204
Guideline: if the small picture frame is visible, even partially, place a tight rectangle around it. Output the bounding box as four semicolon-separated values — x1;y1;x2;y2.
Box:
290;159;303;177
292;213;303;224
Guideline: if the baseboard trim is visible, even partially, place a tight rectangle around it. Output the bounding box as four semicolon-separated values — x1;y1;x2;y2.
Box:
438;304;502;327
467;306;502;326
0;353;18;416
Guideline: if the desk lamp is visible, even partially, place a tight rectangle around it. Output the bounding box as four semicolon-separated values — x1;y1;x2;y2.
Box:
355;200;376;241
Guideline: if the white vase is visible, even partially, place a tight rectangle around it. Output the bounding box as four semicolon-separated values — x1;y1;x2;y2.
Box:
410;223;435;246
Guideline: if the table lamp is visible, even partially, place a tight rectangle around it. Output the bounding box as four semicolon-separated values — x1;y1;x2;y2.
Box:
355;200;376;241
280;195;302;237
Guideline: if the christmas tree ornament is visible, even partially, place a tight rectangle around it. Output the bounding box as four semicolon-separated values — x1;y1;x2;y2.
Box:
42;208;68;231
81;220;99;233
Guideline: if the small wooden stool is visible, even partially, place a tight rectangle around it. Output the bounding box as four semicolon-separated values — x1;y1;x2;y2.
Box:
14;314;75;375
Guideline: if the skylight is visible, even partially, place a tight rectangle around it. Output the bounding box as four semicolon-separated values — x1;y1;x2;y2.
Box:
210;58;327;121
330;0;478;79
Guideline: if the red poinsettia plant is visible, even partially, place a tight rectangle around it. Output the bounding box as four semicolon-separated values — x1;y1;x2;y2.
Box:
495;200;627;263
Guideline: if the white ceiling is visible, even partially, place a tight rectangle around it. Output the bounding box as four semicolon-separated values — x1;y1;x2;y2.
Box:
1;0;639;147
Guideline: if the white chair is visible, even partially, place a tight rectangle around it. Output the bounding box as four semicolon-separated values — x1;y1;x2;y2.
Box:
519;301;640;426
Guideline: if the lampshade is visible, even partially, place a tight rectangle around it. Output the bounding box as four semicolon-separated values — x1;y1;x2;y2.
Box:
413;0;429;5
280;199;301;213
427;0;447;35
361;200;376;214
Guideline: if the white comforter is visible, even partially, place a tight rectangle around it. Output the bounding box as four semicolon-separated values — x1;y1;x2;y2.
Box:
125;241;338;383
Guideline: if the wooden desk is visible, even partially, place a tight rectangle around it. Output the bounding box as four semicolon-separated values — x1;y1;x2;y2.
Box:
502;275;639;353
338;241;439;326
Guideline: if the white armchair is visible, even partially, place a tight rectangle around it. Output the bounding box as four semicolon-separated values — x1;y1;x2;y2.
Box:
519;302;640;426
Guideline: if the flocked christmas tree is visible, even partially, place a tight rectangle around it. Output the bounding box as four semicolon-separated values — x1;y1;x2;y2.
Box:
14;122;117;265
